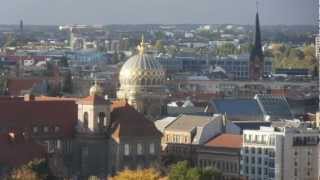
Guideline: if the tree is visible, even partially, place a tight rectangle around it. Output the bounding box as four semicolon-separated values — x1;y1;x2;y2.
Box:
168;161;189;180
62;70;73;94
9;166;39;180
8;159;51;180
112;168;160;180
168;161;221;180
155;40;165;53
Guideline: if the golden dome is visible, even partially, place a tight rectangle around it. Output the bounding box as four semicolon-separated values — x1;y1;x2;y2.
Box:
89;80;103;96
119;37;165;89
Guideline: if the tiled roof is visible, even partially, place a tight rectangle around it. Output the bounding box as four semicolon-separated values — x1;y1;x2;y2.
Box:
7;78;43;96
0;133;46;168
205;133;242;149
165;114;213;132
6;78;60;96
79;95;110;105
0;99;77;138
111;104;162;139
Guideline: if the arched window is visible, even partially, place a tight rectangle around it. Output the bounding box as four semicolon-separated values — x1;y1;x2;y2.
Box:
98;112;105;128
83;112;89;128
141;78;145;85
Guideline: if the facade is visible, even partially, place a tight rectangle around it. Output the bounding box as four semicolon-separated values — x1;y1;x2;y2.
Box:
241;126;320;180
197;134;242;180
210;55;272;80
72;85;111;177
117;38;167;120
249;12;264;80
316;35;320;59
110;103;162;173
159;114;241;162
0;95;77;178
0;82;163;179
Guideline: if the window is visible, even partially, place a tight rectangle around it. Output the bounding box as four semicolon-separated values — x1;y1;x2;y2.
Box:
83;112;89;128
137;143;143;155
258;157;262;164
54;126;60;132
124;144;130;156
149;143;155;154
251;157;255;164
33;126;38;133
98;112;105;128
43;126;49;133
251;167;255;174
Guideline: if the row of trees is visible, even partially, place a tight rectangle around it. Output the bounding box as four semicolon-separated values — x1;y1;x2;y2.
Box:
268;44;317;70
4;159;52;180
6;159;221;180
113;161;222;180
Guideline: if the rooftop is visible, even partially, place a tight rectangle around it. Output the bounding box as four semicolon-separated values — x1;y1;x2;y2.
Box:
205;133;242;149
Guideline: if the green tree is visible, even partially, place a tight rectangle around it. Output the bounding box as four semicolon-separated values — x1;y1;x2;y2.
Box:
8;159;51;180
155;40;165;53
169;161;189;180
168;161;221;180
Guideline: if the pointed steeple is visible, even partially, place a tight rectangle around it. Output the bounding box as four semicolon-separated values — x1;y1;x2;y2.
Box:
253;10;263;57
249;1;264;80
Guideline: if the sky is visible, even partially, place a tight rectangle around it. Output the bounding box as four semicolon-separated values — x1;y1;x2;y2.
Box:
0;0;317;25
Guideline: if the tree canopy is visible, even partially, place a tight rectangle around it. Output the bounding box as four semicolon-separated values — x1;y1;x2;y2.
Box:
113;168;161;180
168;161;222;180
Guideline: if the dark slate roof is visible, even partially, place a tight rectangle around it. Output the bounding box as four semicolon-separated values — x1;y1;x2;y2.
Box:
255;94;293;120
208;99;263;121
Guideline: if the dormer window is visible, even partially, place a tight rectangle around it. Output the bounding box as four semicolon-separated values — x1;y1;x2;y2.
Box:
43;126;49;133
33;126;38;133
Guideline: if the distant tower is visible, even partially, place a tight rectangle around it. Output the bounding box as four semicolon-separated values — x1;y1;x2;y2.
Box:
249;3;264;81
20;20;23;35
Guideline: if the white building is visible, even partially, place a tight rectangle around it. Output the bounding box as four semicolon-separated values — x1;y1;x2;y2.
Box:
241;126;320;180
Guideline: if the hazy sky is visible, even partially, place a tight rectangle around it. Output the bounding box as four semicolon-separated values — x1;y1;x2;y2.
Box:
0;0;317;25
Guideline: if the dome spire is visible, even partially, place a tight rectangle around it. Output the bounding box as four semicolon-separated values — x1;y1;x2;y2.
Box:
138;34;145;55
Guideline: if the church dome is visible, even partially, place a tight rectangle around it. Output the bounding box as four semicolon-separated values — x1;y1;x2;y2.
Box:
119;38;165;88
89;81;103;96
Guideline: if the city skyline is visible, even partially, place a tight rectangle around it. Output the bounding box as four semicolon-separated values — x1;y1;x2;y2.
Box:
0;0;317;25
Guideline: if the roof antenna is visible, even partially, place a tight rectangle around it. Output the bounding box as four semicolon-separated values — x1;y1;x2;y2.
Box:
256;0;259;13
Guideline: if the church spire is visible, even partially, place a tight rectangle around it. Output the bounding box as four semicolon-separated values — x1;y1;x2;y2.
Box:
249;1;264;80
253;4;263;56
